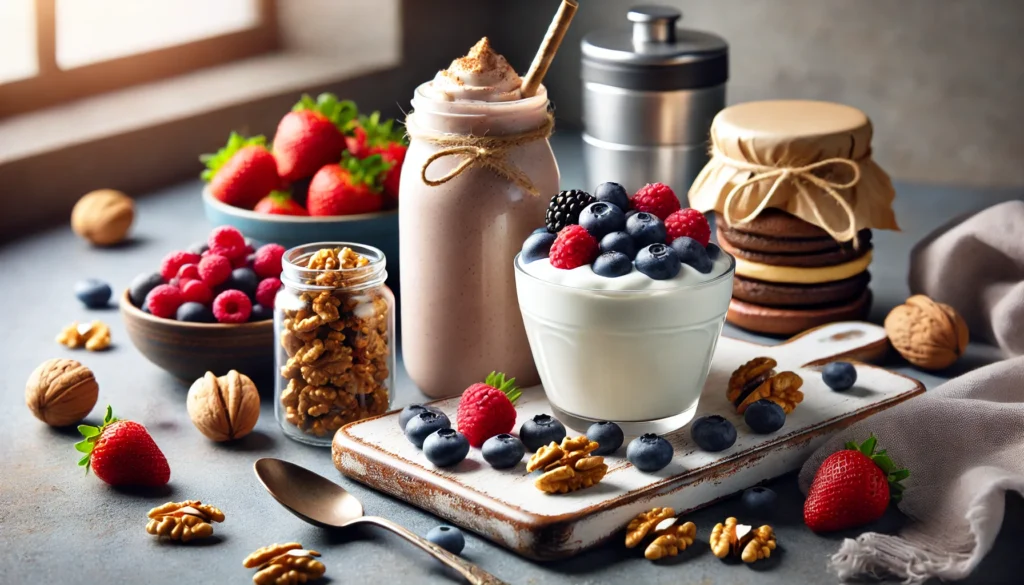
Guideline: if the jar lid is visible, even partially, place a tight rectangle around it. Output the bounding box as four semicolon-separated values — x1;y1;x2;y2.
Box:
688;100;900;243
581;6;728;91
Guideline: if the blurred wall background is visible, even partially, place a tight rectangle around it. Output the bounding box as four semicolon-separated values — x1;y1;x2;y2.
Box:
439;0;1024;188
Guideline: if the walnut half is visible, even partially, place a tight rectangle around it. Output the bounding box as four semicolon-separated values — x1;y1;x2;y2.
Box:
145;500;225;542
710;517;777;564
727;357;803;414
244;543;325;585
530;436;607;494
644;518;697;560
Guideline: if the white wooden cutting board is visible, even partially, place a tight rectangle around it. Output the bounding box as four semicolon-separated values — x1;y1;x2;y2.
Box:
332;322;923;560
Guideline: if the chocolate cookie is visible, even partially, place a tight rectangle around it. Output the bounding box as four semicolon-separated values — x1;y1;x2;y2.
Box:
719;236;873;268
716;224;872;255
727;290;873;336
732;272;871;308
714;210;831;239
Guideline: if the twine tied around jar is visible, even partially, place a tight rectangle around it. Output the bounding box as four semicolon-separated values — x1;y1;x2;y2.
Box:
405;113;554;197
713;146;863;243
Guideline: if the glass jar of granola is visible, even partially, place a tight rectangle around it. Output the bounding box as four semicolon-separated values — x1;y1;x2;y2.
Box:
275;243;394;446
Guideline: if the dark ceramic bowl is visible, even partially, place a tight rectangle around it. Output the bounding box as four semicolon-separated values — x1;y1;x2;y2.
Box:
120;289;274;383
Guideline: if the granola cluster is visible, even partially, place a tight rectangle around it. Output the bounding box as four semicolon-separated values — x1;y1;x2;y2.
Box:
279;247;391;438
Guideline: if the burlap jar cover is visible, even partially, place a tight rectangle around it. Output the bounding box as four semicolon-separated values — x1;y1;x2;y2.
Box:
688;100;899;243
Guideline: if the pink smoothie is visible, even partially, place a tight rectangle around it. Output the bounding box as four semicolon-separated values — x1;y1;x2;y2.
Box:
399;39;559;397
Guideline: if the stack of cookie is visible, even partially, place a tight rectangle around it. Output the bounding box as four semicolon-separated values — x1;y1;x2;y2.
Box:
716;210;873;335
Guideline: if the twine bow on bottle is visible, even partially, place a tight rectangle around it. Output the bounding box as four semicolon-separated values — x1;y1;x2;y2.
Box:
406;113;554;197
716;147;863;243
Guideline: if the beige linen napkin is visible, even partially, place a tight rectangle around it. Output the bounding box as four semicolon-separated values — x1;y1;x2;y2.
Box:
909;200;1024;357
798;355;1024;582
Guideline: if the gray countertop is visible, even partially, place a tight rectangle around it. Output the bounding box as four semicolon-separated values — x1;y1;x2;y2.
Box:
1;135;1021;584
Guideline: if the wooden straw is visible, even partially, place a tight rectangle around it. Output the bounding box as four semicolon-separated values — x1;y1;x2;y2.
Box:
520;0;579;98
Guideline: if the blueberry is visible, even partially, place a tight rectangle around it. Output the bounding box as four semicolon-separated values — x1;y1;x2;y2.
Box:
399;404;441;431
706;242;722;260
405;411;451;448
586;421;624;455
129;272;164;308
423;428;470;467
625;210;638;221
690;415;737;452
625;212;667;248
670;237;712;273
823;361;857;391
228;267;259;298
176;302;215;323
741;486;778;516
626;433;674;472
250;303;273;322
635;244;681;280
594;182;631;211
600;231;638;259
426;525;465;555
579;202;626;240
592;252;633;278
744;399;786;434
482;433;526;469
521;232;557;264
74;279;112;309
519;414;566;451
188;241;209;255
532;227;550;235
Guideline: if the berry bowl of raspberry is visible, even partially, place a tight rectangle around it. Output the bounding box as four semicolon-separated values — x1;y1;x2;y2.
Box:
119;226;282;383
514;182;735;435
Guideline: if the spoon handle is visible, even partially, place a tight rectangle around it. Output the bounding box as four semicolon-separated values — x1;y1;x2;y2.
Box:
358;516;509;585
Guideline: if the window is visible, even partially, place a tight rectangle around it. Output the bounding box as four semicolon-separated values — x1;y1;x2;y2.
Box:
0;0;277;118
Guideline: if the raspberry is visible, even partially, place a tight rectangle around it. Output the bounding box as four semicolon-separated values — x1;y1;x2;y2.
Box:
255;277;281;308
664;208;711;247
176;263;200;282
145;284;183;318
212;290;252;324
207;226;247;260
180;279;213;305
630;183;681;220
198;254;232;287
159;251;201;281
549;225;599;270
253;243;286;279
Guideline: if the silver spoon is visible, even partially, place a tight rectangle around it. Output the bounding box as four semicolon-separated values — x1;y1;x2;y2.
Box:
253;458;508;585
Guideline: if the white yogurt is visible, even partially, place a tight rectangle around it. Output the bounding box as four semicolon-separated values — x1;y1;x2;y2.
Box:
514;251;735;429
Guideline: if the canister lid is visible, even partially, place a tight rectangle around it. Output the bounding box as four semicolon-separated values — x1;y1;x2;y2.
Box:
581;6;728;91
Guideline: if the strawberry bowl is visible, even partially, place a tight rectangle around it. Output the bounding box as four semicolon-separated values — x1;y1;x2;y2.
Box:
201;187;399;283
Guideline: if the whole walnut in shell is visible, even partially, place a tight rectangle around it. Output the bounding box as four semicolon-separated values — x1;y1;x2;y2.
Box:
885;295;969;370
71;189;134;246
25;359;99;426
187;370;260;441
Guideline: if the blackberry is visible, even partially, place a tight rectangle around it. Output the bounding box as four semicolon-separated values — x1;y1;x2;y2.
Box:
545;189;595;233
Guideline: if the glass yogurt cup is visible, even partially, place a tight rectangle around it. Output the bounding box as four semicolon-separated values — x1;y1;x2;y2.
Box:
514;251;735;434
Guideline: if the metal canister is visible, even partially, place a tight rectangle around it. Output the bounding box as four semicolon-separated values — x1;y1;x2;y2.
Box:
581;6;728;199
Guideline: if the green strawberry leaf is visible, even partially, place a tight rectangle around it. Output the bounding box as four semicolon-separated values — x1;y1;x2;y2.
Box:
484;371;521;404
846;434;909;503
75;405;120;475
859;435;877;456
199;132;268;182
74;440;94;454
340;151;392;192
889;469;910;482
351;111;408;146
78;425;99;437
78;454;91;467
294;93;358;132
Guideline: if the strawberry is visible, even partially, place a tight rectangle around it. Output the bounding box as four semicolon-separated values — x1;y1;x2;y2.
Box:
75;406;170;487
306;152;391;216
200;133;280;209
804;435;908;532
372;141;407;208
456;372;521;448
346;111;408;207
273;93;358;183
254;190;308;216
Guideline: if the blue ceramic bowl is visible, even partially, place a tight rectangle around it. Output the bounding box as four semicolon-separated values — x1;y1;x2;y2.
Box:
202;188;399;275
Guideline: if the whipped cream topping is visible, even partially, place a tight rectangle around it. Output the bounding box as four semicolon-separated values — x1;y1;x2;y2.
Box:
520;251;733;291
428;37;522;102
